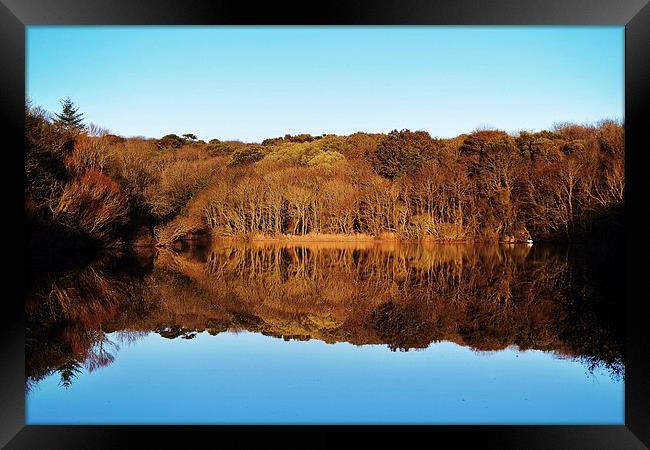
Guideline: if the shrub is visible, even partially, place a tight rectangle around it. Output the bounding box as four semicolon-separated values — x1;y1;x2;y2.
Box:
206;140;233;157
261;142;321;166
228;145;266;166
64;135;112;176
262;137;285;146
314;135;350;154
154;216;206;247
307;151;346;167
284;133;318;143
53;170;129;243
103;134;126;145
156;134;185;150
104;139;157;207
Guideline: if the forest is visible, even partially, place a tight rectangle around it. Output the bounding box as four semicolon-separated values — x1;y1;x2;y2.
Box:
25;98;625;253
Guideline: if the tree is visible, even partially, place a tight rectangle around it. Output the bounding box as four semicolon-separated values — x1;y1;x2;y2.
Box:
284;133;317;143
54;97;85;133
57;359;83;388
262;137;284;146
370;129;438;179
156;134;185;149
25;102;76;207
182;133;197;141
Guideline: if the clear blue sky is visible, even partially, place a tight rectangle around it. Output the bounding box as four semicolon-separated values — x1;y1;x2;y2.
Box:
26;26;624;143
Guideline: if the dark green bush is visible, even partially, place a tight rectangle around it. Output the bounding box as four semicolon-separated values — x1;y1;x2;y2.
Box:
371;129;438;179
156;134;185;150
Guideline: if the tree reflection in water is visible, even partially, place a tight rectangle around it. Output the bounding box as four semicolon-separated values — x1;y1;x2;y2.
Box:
25;241;624;390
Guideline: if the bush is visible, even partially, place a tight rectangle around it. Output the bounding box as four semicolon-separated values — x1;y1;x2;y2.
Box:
262;137;284;146
53;170;129;243
103;134;126;145
307;151;346;167
261;142;321;166
156;134;185;150
104;139;157;206
228;145;266;166
314;135;350;154
64;135;112;177
405;216;466;240
284;133;318;143
154;216;206;247
206;140;233;157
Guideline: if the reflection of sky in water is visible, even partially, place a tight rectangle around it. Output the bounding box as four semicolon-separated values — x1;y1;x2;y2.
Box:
26;331;623;424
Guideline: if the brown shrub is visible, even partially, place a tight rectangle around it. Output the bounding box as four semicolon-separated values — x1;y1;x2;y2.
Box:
145;159;222;221
53;170;129;243
64;135;112;176
154;216;206;247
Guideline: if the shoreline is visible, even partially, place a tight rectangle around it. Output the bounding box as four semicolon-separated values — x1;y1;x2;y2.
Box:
204;233;534;245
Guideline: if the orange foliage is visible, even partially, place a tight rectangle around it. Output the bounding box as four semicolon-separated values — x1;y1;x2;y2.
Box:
53;170;129;243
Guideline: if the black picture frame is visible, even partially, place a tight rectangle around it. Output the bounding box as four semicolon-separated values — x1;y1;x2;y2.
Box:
3;1;648;448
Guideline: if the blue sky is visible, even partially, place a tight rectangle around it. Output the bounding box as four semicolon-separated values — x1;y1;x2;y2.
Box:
26;26;624;142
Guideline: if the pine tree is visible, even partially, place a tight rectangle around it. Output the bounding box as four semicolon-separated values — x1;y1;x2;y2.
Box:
54;97;85;133
57;359;83;389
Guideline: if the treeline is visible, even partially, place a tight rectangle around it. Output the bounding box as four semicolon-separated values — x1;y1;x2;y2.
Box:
25;99;624;249
185;124;624;242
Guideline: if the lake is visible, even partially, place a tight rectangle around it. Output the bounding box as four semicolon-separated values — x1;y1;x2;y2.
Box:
25;241;624;424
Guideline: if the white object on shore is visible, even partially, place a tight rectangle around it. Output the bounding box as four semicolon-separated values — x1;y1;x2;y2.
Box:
526;239;533;245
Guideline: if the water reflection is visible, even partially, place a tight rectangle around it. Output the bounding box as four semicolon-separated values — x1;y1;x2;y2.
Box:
25;241;624;392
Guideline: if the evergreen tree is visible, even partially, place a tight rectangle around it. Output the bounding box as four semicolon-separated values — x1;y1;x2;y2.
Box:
57;359;83;389
54;97;85;133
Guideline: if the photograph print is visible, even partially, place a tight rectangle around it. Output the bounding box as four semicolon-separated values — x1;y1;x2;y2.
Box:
24;25;625;425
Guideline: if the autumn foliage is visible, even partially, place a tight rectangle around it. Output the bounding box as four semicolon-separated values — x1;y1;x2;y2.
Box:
25;100;624;249
53;170;129;244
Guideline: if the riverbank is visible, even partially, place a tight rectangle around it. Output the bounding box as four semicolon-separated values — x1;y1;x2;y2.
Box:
206;232;534;245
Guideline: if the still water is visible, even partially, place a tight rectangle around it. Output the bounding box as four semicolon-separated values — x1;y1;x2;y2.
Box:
25;242;624;424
